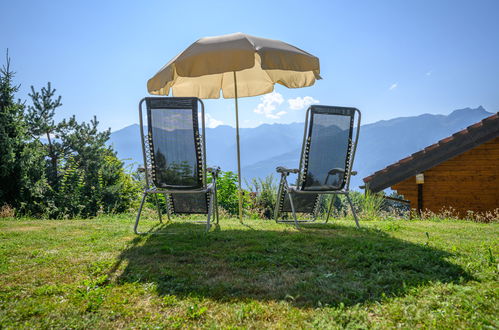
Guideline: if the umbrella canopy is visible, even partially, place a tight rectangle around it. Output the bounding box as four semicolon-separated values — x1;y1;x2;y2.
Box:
147;32;321;98
147;32;321;222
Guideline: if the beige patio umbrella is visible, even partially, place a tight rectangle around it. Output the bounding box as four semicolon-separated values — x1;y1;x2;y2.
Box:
147;32;321;222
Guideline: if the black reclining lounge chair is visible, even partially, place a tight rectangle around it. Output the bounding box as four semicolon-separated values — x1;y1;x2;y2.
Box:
135;97;219;233
274;105;361;228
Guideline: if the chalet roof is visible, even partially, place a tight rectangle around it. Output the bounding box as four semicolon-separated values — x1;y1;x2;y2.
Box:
363;112;499;192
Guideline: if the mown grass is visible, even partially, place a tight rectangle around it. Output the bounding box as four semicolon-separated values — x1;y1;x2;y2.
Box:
0;214;497;328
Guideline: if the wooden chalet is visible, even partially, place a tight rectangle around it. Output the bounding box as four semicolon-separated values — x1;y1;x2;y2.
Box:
362;113;499;217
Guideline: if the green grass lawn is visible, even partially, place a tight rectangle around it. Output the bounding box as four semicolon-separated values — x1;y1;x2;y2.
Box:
0;214;497;328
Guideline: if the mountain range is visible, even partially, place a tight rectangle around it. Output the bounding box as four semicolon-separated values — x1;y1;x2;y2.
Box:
108;106;494;190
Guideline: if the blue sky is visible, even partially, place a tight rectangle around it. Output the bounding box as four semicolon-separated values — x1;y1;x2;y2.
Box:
1;0;498;131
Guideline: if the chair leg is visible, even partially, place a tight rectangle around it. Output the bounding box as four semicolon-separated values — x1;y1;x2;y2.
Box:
164;194;171;222
274;178;285;223
312;195;323;223
134;192;148;234
326;196;335;223
274;199;281;223
346;193;360;228
287;192;299;228
206;191;214;232
274;201;280;223
154;194;163;223
214;188;219;224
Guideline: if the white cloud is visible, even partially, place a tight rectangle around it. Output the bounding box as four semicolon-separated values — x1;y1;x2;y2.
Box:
389;83;398;90
253;92;286;119
287;96;319;110
201;113;224;128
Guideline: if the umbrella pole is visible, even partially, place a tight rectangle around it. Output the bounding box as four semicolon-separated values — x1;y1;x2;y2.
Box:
233;71;243;223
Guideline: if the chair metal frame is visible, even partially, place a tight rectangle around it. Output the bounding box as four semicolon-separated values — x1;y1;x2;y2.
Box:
274;106;361;228
134;97;219;234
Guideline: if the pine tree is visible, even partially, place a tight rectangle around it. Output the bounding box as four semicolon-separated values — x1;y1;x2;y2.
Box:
0;50;28;206
26;82;62;187
0;50;49;215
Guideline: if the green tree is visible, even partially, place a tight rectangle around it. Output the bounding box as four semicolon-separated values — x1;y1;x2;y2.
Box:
52;115;135;217
0;51;49;215
25;82;62;187
0;51;26;206
24;81;140;218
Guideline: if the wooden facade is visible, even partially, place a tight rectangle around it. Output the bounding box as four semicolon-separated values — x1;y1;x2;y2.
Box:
391;136;499;216
363;113;499;218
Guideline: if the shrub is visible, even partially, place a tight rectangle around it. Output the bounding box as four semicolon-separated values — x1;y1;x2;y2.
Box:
98;152;141;214
419;207;499;223
361;190;384;220
317;191;409;221
216;171;239;215
246;175;277;219
216;171;251;216
0;204;15;218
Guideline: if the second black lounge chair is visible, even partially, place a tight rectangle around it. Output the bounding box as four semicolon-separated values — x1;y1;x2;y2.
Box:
274;105;361;228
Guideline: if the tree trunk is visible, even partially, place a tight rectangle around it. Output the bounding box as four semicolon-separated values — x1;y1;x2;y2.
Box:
46;131;58;188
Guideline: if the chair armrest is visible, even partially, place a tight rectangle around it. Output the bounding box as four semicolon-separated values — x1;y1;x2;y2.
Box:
276;166;300;174
207;166;221;177
328;168;345;175
328;168;357;176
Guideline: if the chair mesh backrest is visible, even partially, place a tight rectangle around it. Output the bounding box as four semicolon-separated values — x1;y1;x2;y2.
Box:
300;106;355;191
146;98;204;190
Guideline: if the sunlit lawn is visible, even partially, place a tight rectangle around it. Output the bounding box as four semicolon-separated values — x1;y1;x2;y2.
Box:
0;214;497;328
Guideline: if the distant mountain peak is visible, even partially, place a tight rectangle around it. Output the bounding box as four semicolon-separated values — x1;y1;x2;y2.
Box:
449;106;490;118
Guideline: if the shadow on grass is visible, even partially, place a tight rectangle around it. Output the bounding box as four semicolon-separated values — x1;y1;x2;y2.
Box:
112;222;471;307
